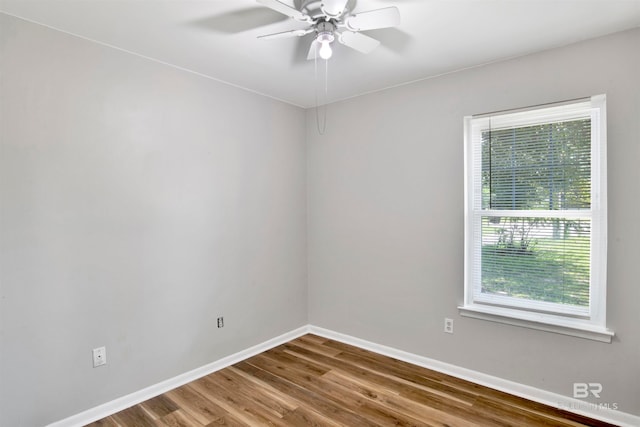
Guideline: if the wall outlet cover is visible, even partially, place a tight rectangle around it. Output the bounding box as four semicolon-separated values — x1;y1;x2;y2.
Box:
93;346;107;367
444;318;454;334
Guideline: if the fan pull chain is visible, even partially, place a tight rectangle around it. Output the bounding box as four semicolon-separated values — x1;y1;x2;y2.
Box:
314;45;328;135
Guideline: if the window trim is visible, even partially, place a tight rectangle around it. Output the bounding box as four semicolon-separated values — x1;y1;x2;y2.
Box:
461;95;613;342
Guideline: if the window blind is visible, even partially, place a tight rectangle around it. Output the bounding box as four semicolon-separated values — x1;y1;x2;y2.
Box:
468;100;599;316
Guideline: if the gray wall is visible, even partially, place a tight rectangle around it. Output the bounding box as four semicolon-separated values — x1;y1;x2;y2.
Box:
0;14;307;426
307;28;640;415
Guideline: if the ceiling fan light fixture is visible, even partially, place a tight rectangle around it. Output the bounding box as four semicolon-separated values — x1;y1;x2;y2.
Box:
316;31;335;60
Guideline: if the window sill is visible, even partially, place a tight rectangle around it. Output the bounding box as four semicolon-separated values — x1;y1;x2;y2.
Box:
458;304;614;343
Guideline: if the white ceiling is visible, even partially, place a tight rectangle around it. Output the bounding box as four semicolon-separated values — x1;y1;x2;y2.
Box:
1;0;639;108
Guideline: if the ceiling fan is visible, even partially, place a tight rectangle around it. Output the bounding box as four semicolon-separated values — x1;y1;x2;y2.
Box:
255;0;401;60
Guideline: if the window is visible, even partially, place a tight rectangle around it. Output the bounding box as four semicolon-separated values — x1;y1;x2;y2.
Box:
461;96;613;342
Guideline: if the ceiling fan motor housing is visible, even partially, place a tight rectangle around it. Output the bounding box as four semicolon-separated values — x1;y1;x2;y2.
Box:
302;0;349;20
320;1;347;18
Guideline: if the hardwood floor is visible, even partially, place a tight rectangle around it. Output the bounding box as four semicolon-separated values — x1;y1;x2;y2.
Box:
87;334;615;427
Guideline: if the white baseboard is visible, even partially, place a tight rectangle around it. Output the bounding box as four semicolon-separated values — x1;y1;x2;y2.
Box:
48;324;639;427
308;325;640;427
47;326;310;427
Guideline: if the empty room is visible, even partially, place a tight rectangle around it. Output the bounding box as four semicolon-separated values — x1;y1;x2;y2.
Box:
1;0;639;426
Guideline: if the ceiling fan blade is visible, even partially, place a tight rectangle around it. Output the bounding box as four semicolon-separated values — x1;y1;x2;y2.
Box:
258;28;313;40
345;7;400;31
307;40;320;60
338;31;381;54
321;0;349;18
256;0;310;22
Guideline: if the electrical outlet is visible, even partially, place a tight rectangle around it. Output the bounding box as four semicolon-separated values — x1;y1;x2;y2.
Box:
92;346;107;367
444;318;454;334
217;316;224;328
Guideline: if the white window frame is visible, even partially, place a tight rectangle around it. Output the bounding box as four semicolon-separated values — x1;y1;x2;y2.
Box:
460;95;613;342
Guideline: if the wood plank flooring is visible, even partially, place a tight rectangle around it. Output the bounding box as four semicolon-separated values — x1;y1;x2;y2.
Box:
87;334;615;427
